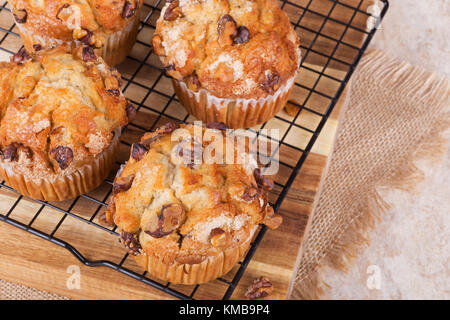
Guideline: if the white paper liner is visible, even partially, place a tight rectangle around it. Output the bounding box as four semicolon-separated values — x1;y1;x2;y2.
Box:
173;74;297;129
15;14;140;66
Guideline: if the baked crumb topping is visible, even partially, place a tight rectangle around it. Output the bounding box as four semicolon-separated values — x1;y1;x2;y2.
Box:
152;0;300;99
10;0;143;50
108;123;282;265
0;46;130;177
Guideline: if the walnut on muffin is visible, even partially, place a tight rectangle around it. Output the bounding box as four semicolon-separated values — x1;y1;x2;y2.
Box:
152;0;300;128
0;45;134;201
106;122;282;284
10;0;143;65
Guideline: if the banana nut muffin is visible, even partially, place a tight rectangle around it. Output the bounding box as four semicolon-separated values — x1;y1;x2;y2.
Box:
0;46;134;201
10;0;143;66
106;122;282;284
152;0;300;128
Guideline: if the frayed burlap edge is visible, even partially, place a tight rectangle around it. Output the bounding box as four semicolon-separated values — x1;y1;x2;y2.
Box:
287;50;450;299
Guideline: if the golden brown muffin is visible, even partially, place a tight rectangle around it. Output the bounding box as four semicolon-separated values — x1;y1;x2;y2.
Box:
106;122;282;284
0;46;133;201
152;0;300;128
10;0;143;66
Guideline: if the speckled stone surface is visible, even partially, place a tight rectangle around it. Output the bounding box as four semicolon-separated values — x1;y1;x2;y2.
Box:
321;0;450;300
371;0;450;78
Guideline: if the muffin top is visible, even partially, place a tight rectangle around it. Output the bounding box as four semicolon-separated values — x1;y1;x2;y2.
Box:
152;0;300;99
10;0;143;49
0;46;132;178
107;122;282;265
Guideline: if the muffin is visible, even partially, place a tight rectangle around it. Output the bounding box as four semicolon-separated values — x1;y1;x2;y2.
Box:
10;0;143;66
151;0;300;129
0;46;134;201
106;122;282;284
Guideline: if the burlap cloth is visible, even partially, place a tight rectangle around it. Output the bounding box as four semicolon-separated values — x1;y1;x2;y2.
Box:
1;50;449;300
288;50;450;299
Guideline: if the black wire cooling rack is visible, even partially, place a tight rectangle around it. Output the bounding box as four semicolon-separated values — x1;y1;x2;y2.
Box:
0;0;388;299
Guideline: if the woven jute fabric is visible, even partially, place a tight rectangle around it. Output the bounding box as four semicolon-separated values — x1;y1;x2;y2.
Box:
288;50;450;299
0;280;68;300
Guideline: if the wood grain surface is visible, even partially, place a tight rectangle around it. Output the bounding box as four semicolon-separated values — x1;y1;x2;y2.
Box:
0;0;364;299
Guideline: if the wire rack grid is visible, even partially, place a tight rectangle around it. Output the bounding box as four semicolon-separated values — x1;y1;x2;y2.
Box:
0;0;388;300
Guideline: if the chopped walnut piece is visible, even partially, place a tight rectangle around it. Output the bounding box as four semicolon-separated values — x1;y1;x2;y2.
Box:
122;1;138;19
253;168;274;190
49;146;73;170
12;48;31;65
126;101;137;121
245;276;273;299
152;35;165;56
209;228;233;248
164;0;183;21
119;232;142;256
131;143;148;161
112;174;135;194
81;46;96;62
144;203;185;238
263;206;282;230
284;102;300;117
261;72;280;93
186;72;201;91
13;9;27;23
218;14;237;47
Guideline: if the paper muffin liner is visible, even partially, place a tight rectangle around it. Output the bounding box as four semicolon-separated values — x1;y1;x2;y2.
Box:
0;130;120;202
98;14;140;66
15;13;140;66
134;226;257;285
172;75;296;129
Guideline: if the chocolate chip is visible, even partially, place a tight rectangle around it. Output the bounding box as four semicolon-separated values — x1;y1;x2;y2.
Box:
144;203;184;238
206;122;228;131
50;146;73;170
13;9;27;24
81;46;96;62
261;72;280;94
125;101;136;121
163;0;182;21
33;44;43;51
232;26;250;45
131;143;148;161
245;276;273;300
112;174;135;194
253;168;274;190
12;48;31;65
122;1;137;19
119;232;142;256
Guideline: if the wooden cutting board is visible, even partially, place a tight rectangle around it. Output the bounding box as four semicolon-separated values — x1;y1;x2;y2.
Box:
0;0;366;299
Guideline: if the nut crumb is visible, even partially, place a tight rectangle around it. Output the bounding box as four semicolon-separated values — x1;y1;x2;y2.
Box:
245;276;273;300
284;102;300;117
